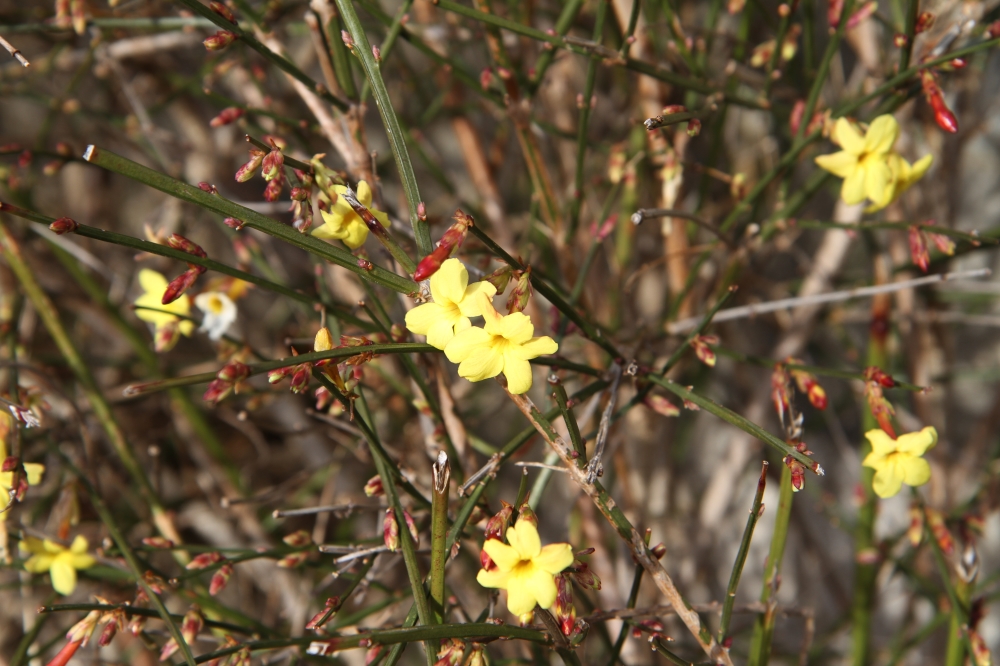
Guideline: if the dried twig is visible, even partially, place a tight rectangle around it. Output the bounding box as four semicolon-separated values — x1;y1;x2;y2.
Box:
0;33;29;66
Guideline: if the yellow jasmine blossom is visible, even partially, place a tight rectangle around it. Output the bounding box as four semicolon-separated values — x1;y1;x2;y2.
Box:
875;153;934;212
815;115;901;209
444;292;558;394
862;426;937;498
134;269;195;349
20;535;95;595
0;428;44;511
476;519;574;616
405;259;498;350
312;180;386;249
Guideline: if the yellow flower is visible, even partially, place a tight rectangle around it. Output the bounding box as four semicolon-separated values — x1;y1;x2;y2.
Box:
476;519;574;616
815;115;901;209
0;427;44;512
444;292;558;394
404;259;498;350
20;535;95;595
862;426;937;498
312;180;386;249
134;269;194;350
873;153;934;212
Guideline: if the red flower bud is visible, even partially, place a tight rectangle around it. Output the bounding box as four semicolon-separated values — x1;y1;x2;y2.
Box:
186;551;224;570
644;394;680;417
686;118;702;137
204;30;237;51
263;176;283;202
235;149;265;182
167;233;207;258
224;217;245;230
209;1;237;24
383;509;400;552
209;563;233;595
413;210;473;281
49;217;79;235
261;146;284;182
162;269;200;305
914;11;934;33
908;226;930;273
364;475;384;497
210;106;244;127
142;536;175;548
506;266;532;314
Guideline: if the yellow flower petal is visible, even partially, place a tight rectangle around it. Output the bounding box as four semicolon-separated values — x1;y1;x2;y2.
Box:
502;357;533;394
457;347;504;382
899;456;931;487
23;554;55;573
23;463;44;487
535;543;574;574
426;318;460;351
815;151;859;178
497;312;534;345
509;336;559;361
832;118;865;155
50;557;78;595
430;259;469;306
69;535;89;554
482;539;521;572
864;429;897;457
457;281;498;318
341;220;369;249
840;165;867;205
506;576;539;616
907;154;933;184
897;426;937;456
507;520;541;560
863;115;899;155
69;553;96;569
444;327;491;363
478;293;504;335
138;268;168;295
476;567;512;588
864;159;893;209
405;302;447;336
356;180;374;208
525;566;559;609
872;464;903;498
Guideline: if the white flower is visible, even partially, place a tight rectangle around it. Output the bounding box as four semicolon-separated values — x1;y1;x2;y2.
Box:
194;291;237;341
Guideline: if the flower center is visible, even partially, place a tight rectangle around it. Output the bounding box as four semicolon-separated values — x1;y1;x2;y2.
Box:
489;334;512;353
207;296;225;314
442;302;461;320
511;559;534;576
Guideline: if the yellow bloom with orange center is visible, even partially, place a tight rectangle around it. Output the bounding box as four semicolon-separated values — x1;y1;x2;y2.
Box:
815;115;929;211
444;292;557;394
134;269;194;351
862;426;937;498
404;259;497;350
20;535;95;595
476;519;574;616
312;180;386;249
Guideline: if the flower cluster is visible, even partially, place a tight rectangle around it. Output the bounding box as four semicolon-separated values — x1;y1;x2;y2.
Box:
405;259;557;394
134;270;241;351
814;115;932;212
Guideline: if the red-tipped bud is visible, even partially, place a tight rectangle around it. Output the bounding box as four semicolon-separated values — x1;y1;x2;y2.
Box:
925;507;954;555
261;147;284;182
218;360;250;384
277;552;310;568
168;233;207;258
198;181;218;194
915;11;934;33
864;366;896;388
927;230;956;255
289;363;312;394
506;266;532;314
209;1;237;24
484;265;514;293
893;33;908;48
554;574;576;636
283;529;312;547
908;226;930;272
142;536;175;548
783;455;807;492
383;509;400;552
417;201;427;220
484;501;513;540
210;106;244;127
162;269;200;305
49;217;79;235
644;395;680;417
341;30;354;48
662;104;686;115
412;210;473;281
204;30;237;51
364;475;384;497
921;70;958;133
517;503;537;527
907;504;924;546
66;610;101;646
434;638;464;666
686;118;702;137
263;176;283;202
224;217;245;230
210;563;233;595
771;363;792;424
2;456;18;473
651;542;667;559
480;68;493;89
569;561;601;590
186;551;224;570
403;510;419;545
268;366;294;384
306;597;341;630
691;334;719;367
235;149;265;182
787;360;828;410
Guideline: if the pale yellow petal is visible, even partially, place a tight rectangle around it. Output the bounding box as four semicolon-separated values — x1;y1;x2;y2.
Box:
861;451;885;470
134;291;175;327
444;327;491;363
311;217;341;240
50;558;77;595
507;520;541;560
864;429;897;457
41;539;66;554
23;554;55;573
405;302;446;336
372;209;390;228
69;535;88;554
69;553;96;569
457;347;504;382
457;281;499;317
19;536;46;555
478;292;504;335
535;543;574;574
482;539;521;572
341;220;369;249
454;317;472;334
526;566;558;610
430;259;469;305
505;575;539;615
138;269;168;295
426;318;458;351
900;455;931;487
908;154;933;183
897;426;937;456
865;159;894;209
498;312;534;344
477;567;512;589
814;151;859;178
832;118;865;155
23;463;44;486
511;336;559;361
840;166;867;205
502;357;533;395
872;465;903;498
356;180;374;208
864;115;899;155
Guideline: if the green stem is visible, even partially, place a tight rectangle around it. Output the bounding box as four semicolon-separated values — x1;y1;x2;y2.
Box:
529;0;585;90
335;0;432;256
429;454;450;624
551;378;587;465
747;463;794;666
360;0;415;102
719;461;769;643
81;146;417;294
796;0;854;142
605;531;650;666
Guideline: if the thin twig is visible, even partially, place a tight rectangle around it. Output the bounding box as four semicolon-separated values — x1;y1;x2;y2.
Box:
0;33;28;66
666;268;992;334
513;462;570;473
273;503;377;518
585;362;623;484
632;207;733;248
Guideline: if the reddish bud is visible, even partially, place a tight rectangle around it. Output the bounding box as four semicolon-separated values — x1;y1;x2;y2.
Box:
484;265;514;293
204;30;236;51
927;230;956;255
554;574;576;635
691;334;718;367
209;1;237;24
283;529;312;547
142;536;175;549
289;363;313;394
263;177;283;202
209;563;233;595
186;551;224;570
435;638;464;666
893;33;908;48
783;455;807;492
364;475;384;497
168;233;207;258
909;226;930;272
306;597;341;630
383;509;400;552
277;552;310;568
210;107;244;127
218;360;250;384
907;504;924;546
49;217;79;235
517;503;537;527
417;201;427;220
686;118;702;137
413;210;473;281
162;269;200;305
261;146;284;182
235;149;265;182
506;266;532;314
650;542;667;559
921;70;958;134
45;640;82;666
925;507;954;556
341;30;354;49
914;11;934;34
643;395;680;417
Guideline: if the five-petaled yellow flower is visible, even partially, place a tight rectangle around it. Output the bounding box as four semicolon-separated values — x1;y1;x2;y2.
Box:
20;535;96;595
476;519;574;616
444;292;558;394
405;259;497;350
815;115;931;211
134;269;194;351
862;426;937;498
0;427;44;512
312;180;386;249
